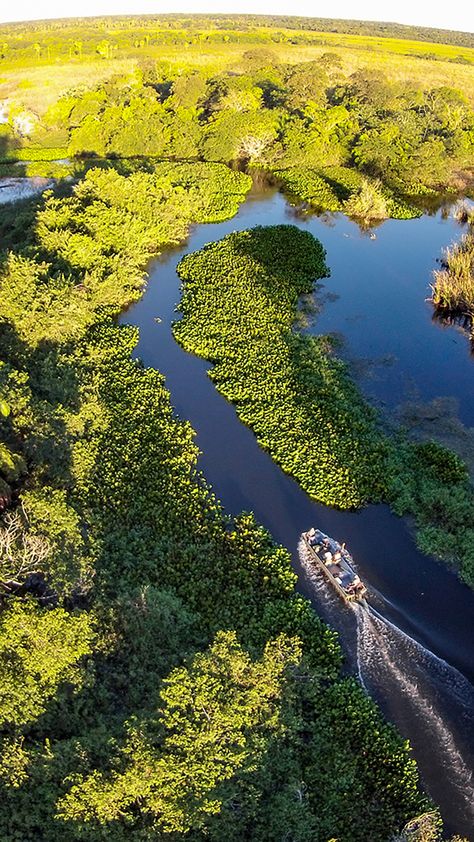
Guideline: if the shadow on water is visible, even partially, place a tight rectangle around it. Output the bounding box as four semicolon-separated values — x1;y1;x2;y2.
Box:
122;185;474;837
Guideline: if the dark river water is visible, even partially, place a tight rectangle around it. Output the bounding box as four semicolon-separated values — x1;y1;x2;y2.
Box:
121;185;474;837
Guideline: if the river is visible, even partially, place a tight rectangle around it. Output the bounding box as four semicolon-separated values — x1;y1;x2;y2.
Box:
121;184;474;837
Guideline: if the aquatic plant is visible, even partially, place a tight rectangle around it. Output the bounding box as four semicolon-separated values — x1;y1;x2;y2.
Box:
320;165;366;200
273;168;341;211
272;166;420;220
431;232;474;315
175;224;474;586
176;225;388;509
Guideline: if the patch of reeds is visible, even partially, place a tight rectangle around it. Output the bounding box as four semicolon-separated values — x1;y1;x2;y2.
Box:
431;232;474;315
343;178;388;222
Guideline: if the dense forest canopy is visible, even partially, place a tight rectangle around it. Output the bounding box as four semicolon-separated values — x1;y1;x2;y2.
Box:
1;54;473;196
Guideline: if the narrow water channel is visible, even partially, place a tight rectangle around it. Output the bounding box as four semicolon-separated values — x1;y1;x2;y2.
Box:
121;185;474;837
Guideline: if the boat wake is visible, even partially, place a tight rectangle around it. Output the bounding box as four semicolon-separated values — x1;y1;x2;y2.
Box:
298;537;474;826
355;603;474;804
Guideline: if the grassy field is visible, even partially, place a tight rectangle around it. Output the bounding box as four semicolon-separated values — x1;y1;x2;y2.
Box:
0;59;137;114
1;24;474;115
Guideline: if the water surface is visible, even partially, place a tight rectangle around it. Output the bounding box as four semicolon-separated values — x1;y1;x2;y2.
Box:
0;176;54;204
122;186;474;837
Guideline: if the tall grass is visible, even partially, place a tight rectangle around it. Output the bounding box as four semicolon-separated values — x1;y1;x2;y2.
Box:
344;177;388;221
431;232;474;314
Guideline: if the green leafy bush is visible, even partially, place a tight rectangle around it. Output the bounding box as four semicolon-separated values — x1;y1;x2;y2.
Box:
415;440;469;484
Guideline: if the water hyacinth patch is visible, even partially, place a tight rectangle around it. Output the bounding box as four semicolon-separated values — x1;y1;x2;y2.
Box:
272;166;420;221
175;225;388;509
175;223;474;584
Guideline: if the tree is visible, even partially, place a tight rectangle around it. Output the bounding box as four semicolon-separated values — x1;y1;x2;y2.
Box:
241;47;279;71
96;40;111;60
169;71;207;110
282;61;329;113
0;598;94;730
201;110;278;163
57;631;301;833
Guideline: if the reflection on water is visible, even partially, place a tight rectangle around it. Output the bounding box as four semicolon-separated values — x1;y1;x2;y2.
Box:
122;185;474;836
432;310;473;356
0;176;54;204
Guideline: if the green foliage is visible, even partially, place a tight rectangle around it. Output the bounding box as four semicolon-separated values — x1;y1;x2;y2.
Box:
306;678;424;839
20;488;94;597
175;225;387;509
385;439;474;586
0;18;471;841
0;120;452;842
415;441;469;485
282;61;329;113
272;166;421;220
0;598;94;730
2;43;470;202
103;587;201;709
2;146;69;162
321;164;366;199
0;163;251;345
201;109;278;164
58;631;301;832
0;443;24;483
275;106;354;169
273;168;341;211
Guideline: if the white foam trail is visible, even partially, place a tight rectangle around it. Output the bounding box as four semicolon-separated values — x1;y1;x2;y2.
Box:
298;537;474;817
368;603;474;713
354;603;474;806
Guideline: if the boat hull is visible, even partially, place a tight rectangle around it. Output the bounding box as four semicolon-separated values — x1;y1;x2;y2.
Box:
303;531;367;603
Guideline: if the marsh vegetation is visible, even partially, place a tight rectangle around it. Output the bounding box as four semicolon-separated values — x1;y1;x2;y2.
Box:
432;231;474;319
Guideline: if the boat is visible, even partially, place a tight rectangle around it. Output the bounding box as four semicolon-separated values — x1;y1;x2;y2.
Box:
303;528;367;602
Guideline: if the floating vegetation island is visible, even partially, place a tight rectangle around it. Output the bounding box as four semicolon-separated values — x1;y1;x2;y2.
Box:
176;225;474;585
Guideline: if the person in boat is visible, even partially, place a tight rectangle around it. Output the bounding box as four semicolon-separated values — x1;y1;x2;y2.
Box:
307;528;316;545
308;529;325;551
